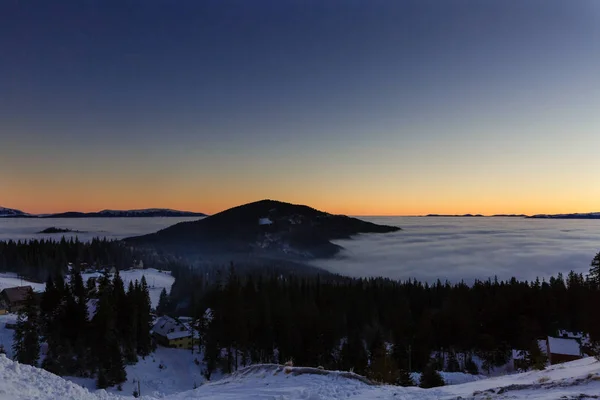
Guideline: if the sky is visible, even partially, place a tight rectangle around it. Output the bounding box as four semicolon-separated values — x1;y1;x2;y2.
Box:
1;0;599;216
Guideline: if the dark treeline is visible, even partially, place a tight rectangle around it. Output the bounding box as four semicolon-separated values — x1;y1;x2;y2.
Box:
12;269;154;389
0;238;137;281
159;253;600;385
0;237;194;283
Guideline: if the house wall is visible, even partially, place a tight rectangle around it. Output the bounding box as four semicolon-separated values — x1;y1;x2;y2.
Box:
168;336;193;349
153;333;193;349
549;353;581;365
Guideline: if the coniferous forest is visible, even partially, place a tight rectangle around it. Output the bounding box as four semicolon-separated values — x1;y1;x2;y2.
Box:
0;238;138;281
5;236;600;387
162;253;600;384
12;268;154;389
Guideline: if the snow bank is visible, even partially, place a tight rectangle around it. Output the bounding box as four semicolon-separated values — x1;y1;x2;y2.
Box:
0;354;114;400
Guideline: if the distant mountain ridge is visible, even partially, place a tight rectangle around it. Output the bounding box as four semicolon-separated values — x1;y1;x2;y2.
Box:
425;213;528;217
527;212;600;219
0;207;31;218
0;207;206;218
125;199;401;259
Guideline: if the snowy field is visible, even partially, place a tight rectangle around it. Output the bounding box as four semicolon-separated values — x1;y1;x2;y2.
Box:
0;268;174;310
0;273;45;293
1;355;600;400
81;268;175;309
66;347;212;398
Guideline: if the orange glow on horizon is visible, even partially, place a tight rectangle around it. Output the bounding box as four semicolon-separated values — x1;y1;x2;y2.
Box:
5;197;599;218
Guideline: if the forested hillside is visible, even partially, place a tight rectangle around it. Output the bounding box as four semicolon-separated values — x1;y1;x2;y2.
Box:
160;253;600;382
0;238;137;281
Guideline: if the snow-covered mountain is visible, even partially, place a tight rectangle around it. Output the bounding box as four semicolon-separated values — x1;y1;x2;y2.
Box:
1;355;599;400
0;207;30;218
0;208;206;218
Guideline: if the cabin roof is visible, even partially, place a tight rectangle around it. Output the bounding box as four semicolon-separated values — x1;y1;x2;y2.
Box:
1;286;32;304
547;336;581;356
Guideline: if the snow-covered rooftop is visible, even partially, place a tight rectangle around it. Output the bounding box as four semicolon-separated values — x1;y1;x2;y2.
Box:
547;336;581;356
548;336;581;356
152;316;192;340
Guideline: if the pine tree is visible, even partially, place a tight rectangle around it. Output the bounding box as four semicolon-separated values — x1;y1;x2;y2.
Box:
113;271;137;363
121;280;138;363
419;362;445;388
12;289;40;366
446;351;460;372
40;275;65;375
397;369;414;386
589;252;600;288
86;277;97;299
136;277;153;357
527;340;548;370
464;356;479;375
69;268;89;374
157;288;169;316
367;331;399;384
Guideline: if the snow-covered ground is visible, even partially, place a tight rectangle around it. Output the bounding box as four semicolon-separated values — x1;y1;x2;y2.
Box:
65;347;211;398
0;314;18;358
1;354;600;400
81;268;174;309
0;268;174;309
0;272;45;293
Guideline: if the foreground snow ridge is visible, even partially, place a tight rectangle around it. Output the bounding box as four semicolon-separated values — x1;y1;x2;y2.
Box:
0;354;113;400
2;354;600;400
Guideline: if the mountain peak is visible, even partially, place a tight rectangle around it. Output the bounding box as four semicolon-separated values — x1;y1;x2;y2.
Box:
126;199;400;259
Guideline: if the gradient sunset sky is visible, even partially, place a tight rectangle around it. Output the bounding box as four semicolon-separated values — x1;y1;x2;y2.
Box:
2;1;599;216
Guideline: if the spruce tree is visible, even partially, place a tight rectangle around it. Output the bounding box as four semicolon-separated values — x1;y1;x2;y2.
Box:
12;289;40;366
446;351;460;372
464;356;479;375
92;272;127;387
135;277;153;357
419;362;445;388
157;288;169;316
40;275;65;375
367;331;399;384
397;369;414;386
589;252;600;288
113;271;137;363
527;340;548;370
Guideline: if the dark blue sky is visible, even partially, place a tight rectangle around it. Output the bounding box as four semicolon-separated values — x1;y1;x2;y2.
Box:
2;1;599;214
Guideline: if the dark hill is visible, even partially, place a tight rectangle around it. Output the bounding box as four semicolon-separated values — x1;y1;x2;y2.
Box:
125;199;400;259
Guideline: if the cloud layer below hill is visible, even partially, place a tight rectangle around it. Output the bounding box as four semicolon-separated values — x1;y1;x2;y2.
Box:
312;217;600;283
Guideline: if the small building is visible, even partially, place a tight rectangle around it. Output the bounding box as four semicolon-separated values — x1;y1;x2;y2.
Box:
133;260;144;270
0;286;33;313
151;316;194;349
545;336;582;365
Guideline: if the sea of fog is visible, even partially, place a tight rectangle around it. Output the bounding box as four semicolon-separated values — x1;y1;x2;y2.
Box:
311;217;600;283
1;216;599;283
0;217;201;242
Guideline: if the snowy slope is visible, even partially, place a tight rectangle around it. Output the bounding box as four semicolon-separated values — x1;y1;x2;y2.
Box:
0;207;29;218
81;268;174;309
1;355;600;400
0;268;173;309
0;354;117;400
66;347;209;398
0;273;46;293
